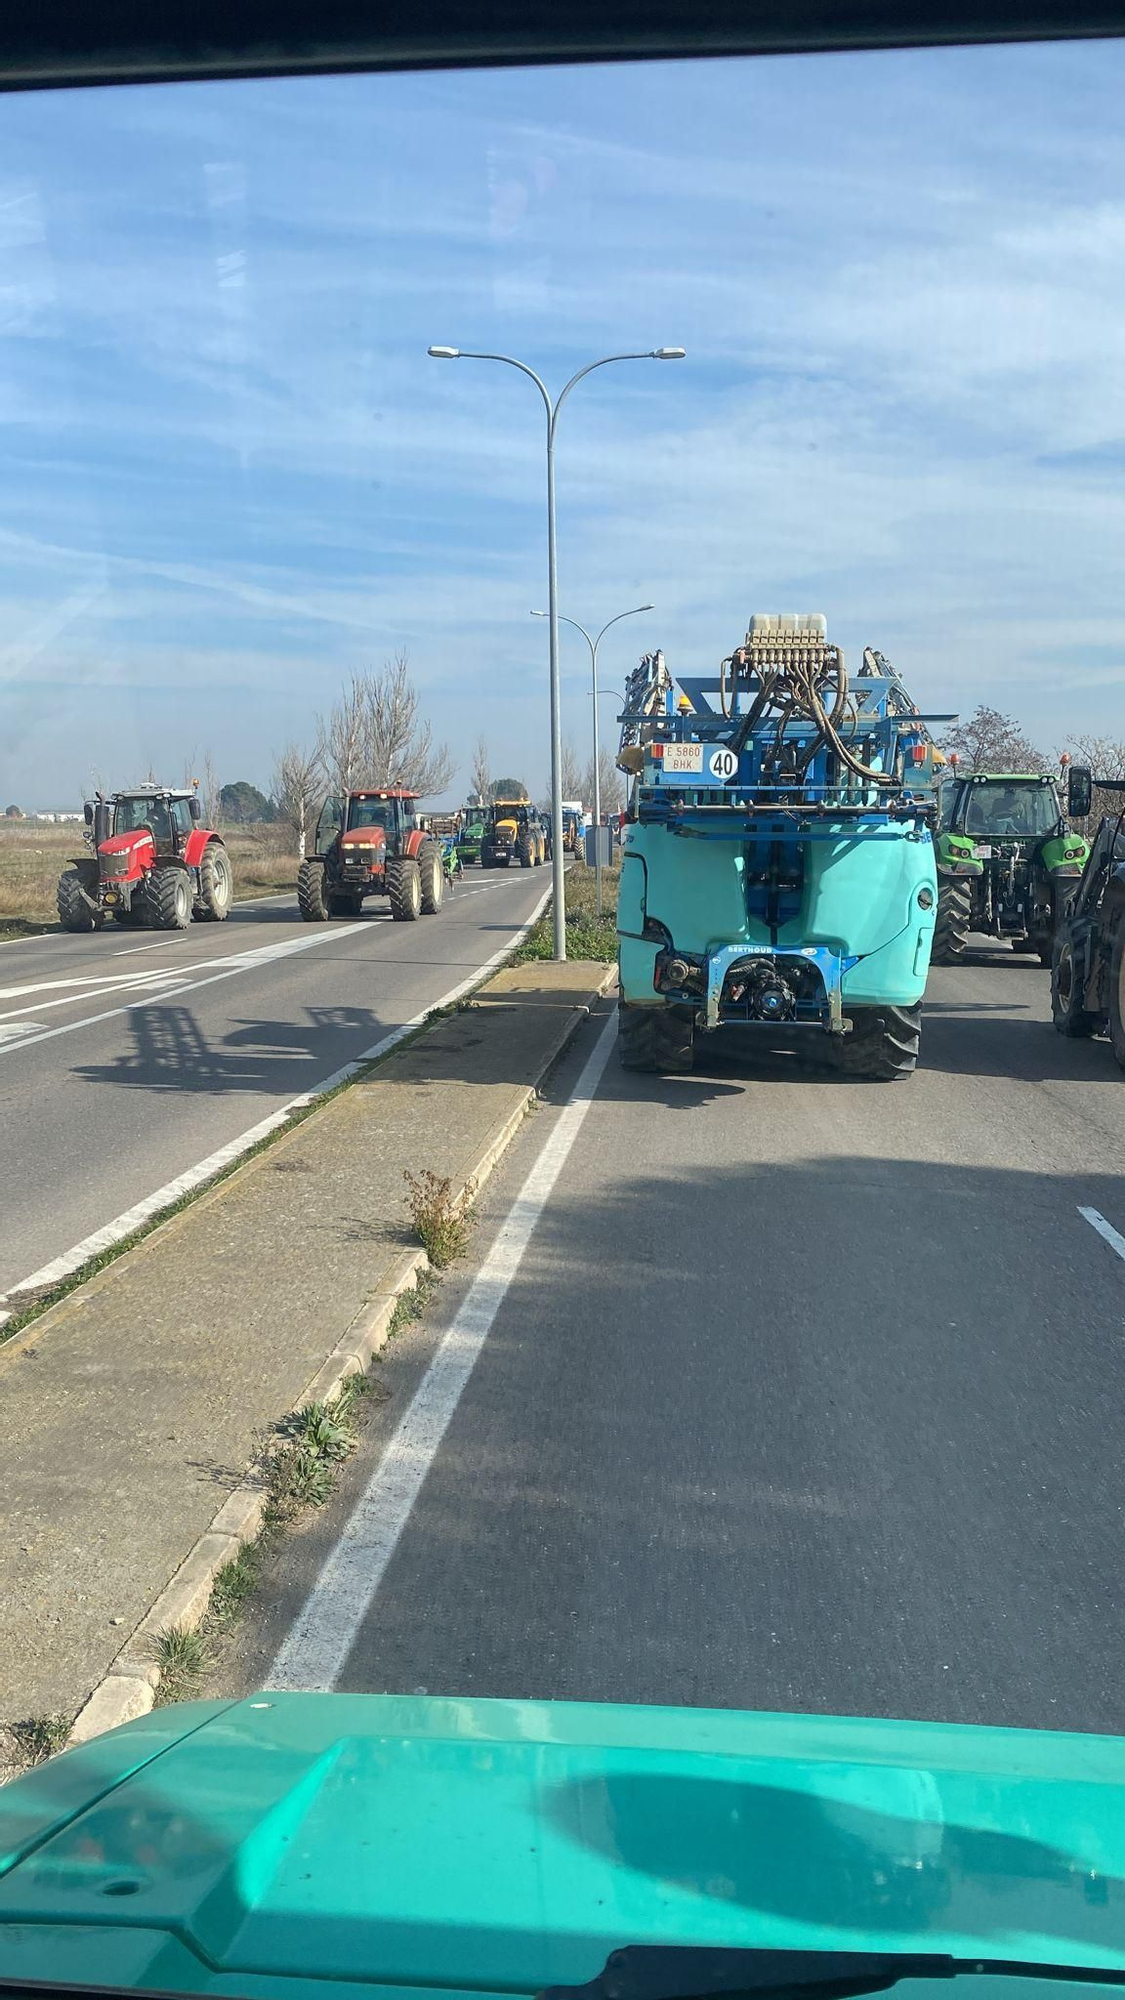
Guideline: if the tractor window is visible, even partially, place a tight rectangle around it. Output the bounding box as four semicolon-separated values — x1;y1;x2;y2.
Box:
170;799;192;839
314;798;344;851
964;785;1058;837
348;800;394;831
115;797;164;835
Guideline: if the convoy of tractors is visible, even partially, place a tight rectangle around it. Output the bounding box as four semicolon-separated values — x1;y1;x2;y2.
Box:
55;620;1125;1081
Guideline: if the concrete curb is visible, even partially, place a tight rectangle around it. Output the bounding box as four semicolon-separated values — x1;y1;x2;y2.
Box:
67;963;617;1746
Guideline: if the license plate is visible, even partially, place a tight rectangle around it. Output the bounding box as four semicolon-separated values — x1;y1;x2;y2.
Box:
663;743;704;774
974;844;993;859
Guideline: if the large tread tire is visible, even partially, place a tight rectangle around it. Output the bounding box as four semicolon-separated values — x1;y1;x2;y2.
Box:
931;879;971;965
834;1004;921;1081
297;859;330;922
195;841;232;922
480;845;496;870
387;856;422;921
1051;937;1098;1039
149;867;192;931
617;1000;695;1073
57;867;103;932
1108;932;1125;1073
517;833;534;869
419;844;444;915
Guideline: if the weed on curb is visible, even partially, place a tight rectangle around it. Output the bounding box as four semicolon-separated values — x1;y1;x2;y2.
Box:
154;1626;208;1704
387;1269;437;1339
3;1714;70;1771
403;1169;476;1269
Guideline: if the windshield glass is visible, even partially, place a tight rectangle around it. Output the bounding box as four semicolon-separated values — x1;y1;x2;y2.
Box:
963;784;1059;837
114;797;170;834
347;801;394;830
5;35;1125;1957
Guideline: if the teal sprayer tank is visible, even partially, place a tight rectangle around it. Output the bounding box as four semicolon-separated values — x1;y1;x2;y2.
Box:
616;617;954;1080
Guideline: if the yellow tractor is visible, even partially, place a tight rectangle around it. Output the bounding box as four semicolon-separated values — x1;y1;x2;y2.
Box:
480;799;548;869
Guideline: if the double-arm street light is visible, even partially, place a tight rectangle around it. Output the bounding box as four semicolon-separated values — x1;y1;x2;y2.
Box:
531;604;653;917
427;344;685;959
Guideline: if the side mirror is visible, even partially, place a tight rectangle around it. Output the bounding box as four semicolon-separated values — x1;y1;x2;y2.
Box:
1068;766;1093;820
189;795;203;821
83;802;94;825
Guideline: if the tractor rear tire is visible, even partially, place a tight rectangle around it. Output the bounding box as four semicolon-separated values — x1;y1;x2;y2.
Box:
419;845;444;914
833;1004;921;1081
195;842;232;921
1107;933;1125;1073
57;868;104;932
149;867;192;931
298;860;330;921
387;856;422;922
517;833;534;869
931;879;971;964
480;845;495;870
617;1001;695;1073
1051;938;1098;1038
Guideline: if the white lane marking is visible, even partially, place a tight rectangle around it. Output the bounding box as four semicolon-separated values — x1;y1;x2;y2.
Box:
0;885;552;1324
0;923;368;1058
0;968;185;1000
1079;1206;1125;1263
114;938;189;956
0;970;189;1022
268;1007;616;1693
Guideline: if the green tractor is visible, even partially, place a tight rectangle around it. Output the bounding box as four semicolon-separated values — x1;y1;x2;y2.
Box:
931;766;1088;966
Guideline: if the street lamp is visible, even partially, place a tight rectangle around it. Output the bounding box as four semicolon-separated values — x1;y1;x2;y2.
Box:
427;344;685;958
531;604;653;917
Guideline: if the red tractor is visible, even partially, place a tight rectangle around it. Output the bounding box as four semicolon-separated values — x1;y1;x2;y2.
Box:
57;788;233;932
298;789;445;922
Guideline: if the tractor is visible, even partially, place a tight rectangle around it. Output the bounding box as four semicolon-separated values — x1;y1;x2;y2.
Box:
1050;765;1125;1064
57;787;232;932
931;765;1088;966
480;799;548;869
298;789;445;922
456;817;487;867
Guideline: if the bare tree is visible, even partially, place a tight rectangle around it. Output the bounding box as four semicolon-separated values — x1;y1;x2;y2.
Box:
206;754;223;827
469;735;490;803
560;738;583;799
583;749;624;818
1061;733;1125;834
316;654;454;797
272;742;322;858
317;675;367;795
940;704;1044;772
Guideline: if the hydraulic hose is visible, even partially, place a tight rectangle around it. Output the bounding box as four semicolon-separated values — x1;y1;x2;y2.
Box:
727;641;895;786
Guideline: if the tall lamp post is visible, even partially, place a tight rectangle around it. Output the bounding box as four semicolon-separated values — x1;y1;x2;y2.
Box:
531;604;652;917
427;344;685;960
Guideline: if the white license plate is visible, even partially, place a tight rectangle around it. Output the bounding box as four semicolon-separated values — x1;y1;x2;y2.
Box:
974;844;993;859
663;743;704;774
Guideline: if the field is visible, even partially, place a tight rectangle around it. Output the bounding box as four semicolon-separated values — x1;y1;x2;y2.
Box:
0;820;298;939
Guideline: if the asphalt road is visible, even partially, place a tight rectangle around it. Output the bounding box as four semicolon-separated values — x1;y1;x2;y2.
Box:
0;867;550;1301
225;940;1125;1732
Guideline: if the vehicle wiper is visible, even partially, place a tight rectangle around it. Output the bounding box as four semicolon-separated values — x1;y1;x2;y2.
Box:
541;1947;1125;2000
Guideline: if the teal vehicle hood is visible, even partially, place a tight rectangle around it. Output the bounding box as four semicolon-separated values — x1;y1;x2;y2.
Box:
2;1694;1125;2000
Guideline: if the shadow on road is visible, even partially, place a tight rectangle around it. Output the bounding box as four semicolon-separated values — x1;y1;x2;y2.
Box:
71;1004;386;1093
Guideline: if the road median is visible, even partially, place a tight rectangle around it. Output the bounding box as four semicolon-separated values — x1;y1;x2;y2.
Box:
1;958;616;1754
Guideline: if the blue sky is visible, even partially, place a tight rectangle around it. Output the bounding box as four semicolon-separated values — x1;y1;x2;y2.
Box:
1;42;1125;808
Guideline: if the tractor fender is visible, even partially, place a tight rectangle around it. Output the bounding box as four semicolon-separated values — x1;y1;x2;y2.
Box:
184;827;219;869
404;828;432;861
